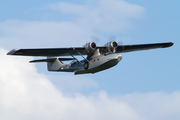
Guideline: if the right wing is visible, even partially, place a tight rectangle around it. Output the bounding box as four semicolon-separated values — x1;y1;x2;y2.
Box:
7;47;88;56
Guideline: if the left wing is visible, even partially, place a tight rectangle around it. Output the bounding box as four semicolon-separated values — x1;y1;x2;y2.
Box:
116;42;173;53
7;42;173;57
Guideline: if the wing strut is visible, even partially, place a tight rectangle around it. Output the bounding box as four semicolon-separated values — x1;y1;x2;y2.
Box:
70;54;84;66
77;51;91;64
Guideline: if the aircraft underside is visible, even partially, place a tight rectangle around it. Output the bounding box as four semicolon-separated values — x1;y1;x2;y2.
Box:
74;54;122;75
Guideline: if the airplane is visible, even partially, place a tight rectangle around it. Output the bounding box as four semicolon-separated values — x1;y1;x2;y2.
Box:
7;41;173;75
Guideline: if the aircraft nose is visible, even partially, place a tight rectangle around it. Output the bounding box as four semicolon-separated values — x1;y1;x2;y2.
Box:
117;55;122;61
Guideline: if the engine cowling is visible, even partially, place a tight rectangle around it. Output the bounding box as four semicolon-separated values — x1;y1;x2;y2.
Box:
83;42;96;53
105;41;118;52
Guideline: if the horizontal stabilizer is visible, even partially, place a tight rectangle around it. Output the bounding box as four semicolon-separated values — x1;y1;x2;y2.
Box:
29;58;75;63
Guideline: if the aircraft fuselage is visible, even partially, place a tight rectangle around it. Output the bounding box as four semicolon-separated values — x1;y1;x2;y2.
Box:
57;53;122;75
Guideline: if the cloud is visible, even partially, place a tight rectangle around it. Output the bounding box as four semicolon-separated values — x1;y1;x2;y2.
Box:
47;74;99;94
0;48;140;120
1;49;180;120
0;0;144;49
48;0;145;32
0;20;92;49
120;92;180;120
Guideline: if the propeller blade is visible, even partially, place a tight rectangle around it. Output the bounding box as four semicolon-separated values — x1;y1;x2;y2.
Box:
118;39;124;45
90;35;100;43
108;35;116;41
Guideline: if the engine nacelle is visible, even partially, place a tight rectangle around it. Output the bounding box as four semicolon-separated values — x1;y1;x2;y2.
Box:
83;42;96;53
105;41;118;52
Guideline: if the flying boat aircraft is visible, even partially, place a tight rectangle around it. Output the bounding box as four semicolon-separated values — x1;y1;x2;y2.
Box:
7;41;173;75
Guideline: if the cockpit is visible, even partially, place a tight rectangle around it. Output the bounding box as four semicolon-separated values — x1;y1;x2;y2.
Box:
104;52;112;56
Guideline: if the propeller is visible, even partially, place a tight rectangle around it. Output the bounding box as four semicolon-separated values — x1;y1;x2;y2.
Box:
86;35;125;53
118;39;124;46
108;34;124;45
108;34;116;41
84;35;100;48
89;34;124;47
90;35;101;43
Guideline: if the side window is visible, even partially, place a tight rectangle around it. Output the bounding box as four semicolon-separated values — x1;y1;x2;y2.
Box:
72;62;77;66
70;60;77;67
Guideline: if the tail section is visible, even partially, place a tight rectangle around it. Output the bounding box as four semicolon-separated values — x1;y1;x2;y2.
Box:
47;57;64;71
29;57;74;71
